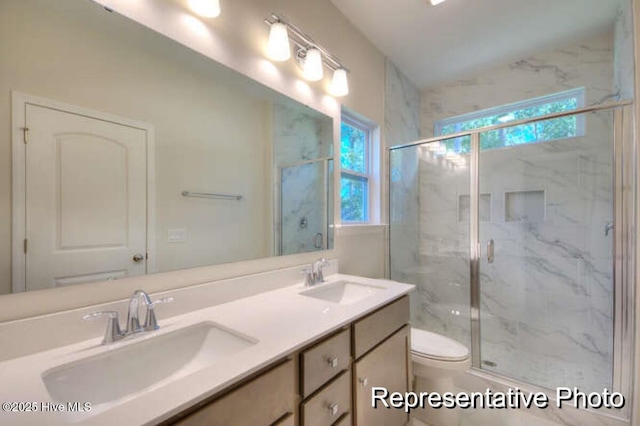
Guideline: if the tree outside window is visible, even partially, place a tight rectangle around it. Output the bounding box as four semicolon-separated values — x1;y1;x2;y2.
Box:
435;88;585;153
341;119;370;223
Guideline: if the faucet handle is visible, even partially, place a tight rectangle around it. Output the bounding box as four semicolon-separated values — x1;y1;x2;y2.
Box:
314;258;330;283
302;266;314;286
144;297;174;331
152;296;174;306
83;311;124;344
83;311;117;321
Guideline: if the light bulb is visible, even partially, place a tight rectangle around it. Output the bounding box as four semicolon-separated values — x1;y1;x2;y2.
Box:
330;68;349;97
188;0;220;18
303;48;323;81
267;22;291;61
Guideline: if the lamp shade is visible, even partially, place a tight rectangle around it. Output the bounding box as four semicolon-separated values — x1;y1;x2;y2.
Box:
330;68;349;96
267;22;291;61
303;48;323;81
188;0;220;18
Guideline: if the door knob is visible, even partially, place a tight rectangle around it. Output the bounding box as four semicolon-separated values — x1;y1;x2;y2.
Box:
132;253;145;263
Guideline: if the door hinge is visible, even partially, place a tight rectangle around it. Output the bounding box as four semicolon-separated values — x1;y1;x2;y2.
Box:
23;239;28;254
22;127;29;144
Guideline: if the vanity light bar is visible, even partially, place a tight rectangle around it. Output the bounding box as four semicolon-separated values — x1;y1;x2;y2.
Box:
263;14;350;73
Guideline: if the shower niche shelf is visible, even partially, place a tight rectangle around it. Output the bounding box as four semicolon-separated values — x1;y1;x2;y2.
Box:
504;190;545;223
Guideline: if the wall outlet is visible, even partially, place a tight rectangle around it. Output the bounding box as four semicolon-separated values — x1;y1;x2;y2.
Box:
167;228;187;243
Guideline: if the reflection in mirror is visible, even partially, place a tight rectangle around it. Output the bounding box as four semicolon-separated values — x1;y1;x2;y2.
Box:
0;0;334;294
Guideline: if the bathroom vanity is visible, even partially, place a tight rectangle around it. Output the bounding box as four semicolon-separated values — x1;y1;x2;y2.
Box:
0;265;413;426
168;296;410;426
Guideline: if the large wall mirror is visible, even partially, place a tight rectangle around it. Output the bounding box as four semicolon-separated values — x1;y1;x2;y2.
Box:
0;0;334;295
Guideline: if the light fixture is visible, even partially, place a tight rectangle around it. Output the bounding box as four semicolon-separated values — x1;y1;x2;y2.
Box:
430;0;448;5
303;48;323;81
264;14;350;97
267;22;291;61
330;68;349;97
188;0;220;18
497;113;515;123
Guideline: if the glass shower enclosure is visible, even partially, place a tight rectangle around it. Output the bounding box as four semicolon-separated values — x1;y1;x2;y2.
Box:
389;102;635;418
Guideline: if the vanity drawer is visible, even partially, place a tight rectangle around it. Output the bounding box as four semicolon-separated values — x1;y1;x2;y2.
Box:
301;328;351;398
353;296;409;359
301;371;351;426
171;359;294;426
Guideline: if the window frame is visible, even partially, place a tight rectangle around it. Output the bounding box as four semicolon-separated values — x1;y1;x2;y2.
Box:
340;114;373;224
434;88;586;149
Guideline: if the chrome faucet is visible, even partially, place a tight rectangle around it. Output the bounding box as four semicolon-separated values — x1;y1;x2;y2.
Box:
83;290;173;344
313;258;329;284
303;258;330;286
126;289;153;333
82;311;125;344
605;222;614;236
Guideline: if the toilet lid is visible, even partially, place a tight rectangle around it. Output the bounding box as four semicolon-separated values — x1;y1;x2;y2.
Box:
411;328;469;361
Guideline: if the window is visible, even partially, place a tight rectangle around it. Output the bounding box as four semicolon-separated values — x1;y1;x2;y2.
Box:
340;116;372;223
434;88;585;153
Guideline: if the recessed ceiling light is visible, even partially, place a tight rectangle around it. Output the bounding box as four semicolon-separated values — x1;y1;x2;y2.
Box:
430;0;447;5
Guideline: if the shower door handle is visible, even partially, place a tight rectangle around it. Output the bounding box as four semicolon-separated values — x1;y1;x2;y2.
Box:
487;239;495;263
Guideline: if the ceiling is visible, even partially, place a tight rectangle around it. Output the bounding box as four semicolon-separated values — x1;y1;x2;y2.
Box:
330;0;626;89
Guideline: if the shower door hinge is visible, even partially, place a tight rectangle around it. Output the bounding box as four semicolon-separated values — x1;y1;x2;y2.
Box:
22;127;29;144
23;239;28;254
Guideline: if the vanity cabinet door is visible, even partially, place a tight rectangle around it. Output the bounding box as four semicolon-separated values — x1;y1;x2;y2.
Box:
353;326;410;426
352;296;409;359
170;359;294;426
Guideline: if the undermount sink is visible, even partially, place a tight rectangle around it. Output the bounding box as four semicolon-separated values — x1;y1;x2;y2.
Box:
300;280;385;305
42;322;257;407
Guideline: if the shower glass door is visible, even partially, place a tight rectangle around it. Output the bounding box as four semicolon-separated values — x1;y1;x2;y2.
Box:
476;110;615;393
389;136;472;349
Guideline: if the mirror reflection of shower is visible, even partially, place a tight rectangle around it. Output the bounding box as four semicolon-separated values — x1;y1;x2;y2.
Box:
277;157;333;255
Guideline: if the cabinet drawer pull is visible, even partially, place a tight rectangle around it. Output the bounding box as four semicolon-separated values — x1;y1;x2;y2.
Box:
359;377;368;388
327;357;339;368
328;403;339;416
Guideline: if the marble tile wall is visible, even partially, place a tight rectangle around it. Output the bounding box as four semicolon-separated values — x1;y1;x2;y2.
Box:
614;0;635;100
273;103;333;255
476;119;614;393
413;147;472;348
403;31;620;393
405;114;615;393
386;59;423;319
421;31;615;136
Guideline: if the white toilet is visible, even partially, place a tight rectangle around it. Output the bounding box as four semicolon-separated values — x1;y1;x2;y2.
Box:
411;328;471;426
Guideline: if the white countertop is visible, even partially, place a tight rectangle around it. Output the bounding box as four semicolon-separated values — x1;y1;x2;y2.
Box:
0;274;413;425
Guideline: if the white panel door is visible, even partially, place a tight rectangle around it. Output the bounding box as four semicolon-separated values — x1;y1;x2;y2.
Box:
25;104;147;290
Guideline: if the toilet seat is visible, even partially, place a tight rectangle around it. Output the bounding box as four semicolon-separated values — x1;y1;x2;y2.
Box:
411;328;469;362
